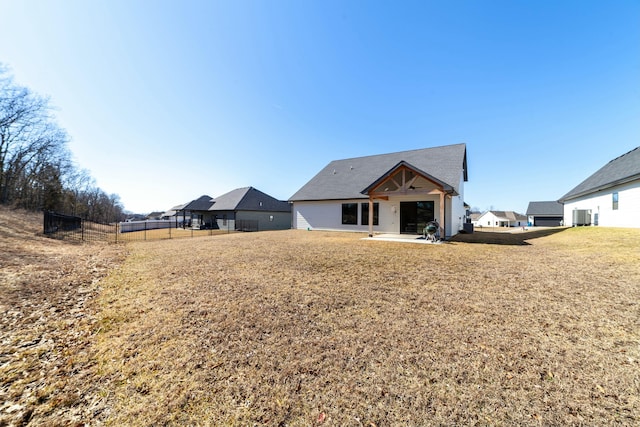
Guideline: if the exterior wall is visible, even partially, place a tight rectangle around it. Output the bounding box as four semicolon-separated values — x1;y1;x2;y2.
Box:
562;179;640;228
236;210;292;231
293;199;392;233
449;172;467;235
292;193;462;237
212;211;236;230
476;212;501;228
528;215;563;227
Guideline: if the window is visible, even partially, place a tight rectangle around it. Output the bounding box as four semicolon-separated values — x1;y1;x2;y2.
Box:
612;192;619;210
361;203;379;225
342;203;358;225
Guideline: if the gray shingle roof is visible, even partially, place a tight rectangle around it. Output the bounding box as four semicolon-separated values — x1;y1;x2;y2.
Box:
488;211;527;222
181;195;214;211
209;187;290;212
289;143;467;201
559;147;640;202
526;201;563;216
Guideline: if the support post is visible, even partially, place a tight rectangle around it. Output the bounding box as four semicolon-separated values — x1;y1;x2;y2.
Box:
439;192;445;239
368;197;374;237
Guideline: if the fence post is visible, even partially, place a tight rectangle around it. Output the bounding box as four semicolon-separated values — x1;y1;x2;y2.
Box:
116;222;118;243
81;219;85;241
144;221;147;241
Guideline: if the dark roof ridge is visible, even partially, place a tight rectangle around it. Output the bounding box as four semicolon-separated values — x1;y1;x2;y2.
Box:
328;142;467;163
606;146;639;164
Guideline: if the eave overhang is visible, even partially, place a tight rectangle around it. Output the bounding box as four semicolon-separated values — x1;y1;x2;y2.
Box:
558;174;640;203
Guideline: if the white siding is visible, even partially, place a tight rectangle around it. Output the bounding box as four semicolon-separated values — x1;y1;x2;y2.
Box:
563;179;640;228
292;194;463;237
449;172;467;235
476;212;501;228
293;199;392;233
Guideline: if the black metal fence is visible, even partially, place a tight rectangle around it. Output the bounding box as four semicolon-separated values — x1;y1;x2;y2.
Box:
43;211;115;242
43;212;259;243
235;219;259;232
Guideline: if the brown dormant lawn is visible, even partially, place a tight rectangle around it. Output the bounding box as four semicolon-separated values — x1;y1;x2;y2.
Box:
1;207;639;425
93;227;639;425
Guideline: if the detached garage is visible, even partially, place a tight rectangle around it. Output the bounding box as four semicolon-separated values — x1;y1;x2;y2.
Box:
526;201;564;226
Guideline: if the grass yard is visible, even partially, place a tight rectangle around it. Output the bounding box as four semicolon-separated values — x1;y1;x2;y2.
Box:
93;227;640;425
1;206;639;426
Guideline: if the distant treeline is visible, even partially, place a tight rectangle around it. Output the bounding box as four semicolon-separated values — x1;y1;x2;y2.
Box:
0;66;125;223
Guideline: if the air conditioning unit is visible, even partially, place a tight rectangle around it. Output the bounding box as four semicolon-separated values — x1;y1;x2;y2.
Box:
572;209;591;226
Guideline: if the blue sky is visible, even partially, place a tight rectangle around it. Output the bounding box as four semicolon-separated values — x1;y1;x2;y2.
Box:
1;0;638;214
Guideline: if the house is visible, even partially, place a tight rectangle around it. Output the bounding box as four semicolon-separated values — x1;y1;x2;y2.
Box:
161;203;186;221
526;201;564;226
558;146;640;228
177;195;214;228
207;187;291;231
289;143;468;238
175;187;291;231
469;212;482;227
145;211;165;220
475;210;527;228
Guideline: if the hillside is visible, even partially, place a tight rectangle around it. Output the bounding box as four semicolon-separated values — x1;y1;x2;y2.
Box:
0;206;125;425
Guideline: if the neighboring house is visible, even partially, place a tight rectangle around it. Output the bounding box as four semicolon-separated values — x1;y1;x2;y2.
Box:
469;212;482;228
206;186;291;231
289;143;468;238
145;211;164;220
161;204;186;221
526;201;564;226
476;210;527;228
175;188;291;231
177;195;215;228
558;146;640;228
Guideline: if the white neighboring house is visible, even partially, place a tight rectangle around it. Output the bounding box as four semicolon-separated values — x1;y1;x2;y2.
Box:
475;210;527;228
469;212;482;228
289;143;468;239
558;146;640;228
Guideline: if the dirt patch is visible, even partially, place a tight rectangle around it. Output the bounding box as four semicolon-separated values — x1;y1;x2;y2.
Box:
0;206;126;426
93;228;640;425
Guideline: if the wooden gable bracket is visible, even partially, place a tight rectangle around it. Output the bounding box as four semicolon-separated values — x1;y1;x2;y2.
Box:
361;161;454;237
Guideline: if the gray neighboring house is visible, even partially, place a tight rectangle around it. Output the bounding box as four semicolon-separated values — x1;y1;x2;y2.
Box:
207;187;291;231
177;195;215;228
161;203;186;221
558;146;640;228
289;143;468;238
175;188;291;231
526;201;564;226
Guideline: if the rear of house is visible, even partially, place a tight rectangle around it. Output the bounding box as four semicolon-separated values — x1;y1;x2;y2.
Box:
173;188;291;231
559;147;640;228
289;143;468;239
208;187;291;231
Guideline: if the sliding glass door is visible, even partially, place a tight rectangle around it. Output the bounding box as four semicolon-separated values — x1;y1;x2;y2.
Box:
400;201;435;234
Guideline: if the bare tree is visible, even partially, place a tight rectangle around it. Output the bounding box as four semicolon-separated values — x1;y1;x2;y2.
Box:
0;68;69;205
1;66;126;222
